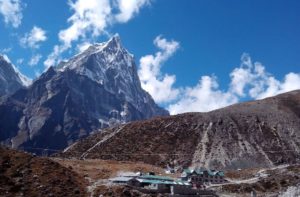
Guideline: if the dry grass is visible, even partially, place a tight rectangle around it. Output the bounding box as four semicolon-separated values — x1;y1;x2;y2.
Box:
52;158;178;181
225;167;261;180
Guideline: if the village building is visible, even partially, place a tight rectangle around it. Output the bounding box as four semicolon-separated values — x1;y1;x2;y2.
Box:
181;168;226;188
111;173;192;194
110;172;219;196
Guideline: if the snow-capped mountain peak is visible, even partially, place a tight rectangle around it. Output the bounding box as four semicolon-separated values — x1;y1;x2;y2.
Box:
58;34;133;71
57;36;137;93
53;35;166;119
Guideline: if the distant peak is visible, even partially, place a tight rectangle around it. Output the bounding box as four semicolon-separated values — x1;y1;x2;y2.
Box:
84;34;122;53
0;53;32;86
106;34;122;48
111;33;121;41
58;33;133;72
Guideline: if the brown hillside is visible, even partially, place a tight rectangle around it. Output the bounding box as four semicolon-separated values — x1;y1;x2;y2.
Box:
0;146;87;197
60;90;300;170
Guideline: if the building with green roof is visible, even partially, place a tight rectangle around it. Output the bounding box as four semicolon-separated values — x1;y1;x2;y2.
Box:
181;168;226;187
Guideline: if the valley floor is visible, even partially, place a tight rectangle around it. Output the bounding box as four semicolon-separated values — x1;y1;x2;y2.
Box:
52;158;176;196
52;158;300;197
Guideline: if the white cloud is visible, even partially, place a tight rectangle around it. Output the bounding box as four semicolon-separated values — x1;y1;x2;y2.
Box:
34;69;41;78
45;0;112;68
251;72;300;99
16;58;23;64
138;47;300;115
168;76;238;114
138;36;180;103
1;47;12;53
0;0;22;28
28;54;42;66
20;26;47;49
229;53;253;97
115;0;150;23
59;0;112;48
76;41;92;52
228;53;300;100
44;45;67;69
45;0;151;68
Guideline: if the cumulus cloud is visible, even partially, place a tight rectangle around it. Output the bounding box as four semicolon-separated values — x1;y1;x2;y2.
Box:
138;36;180;103
45;0;112;67
28;54;42;66
0;0;22;28
115;0;150;23
20;26;47;49
45;0;151;68
229;53;300;100
59;0;112;48
168;76;238;114
138;47;300;115
170;54;300;114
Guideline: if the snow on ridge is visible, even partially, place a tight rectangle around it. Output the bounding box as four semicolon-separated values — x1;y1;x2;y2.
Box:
10;59;32;87
58;34;133;72
0;53;32;87
17;72;32;87
0;54;12;64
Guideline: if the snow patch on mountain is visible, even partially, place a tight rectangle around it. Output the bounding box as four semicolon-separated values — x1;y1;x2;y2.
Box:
55;35;151;108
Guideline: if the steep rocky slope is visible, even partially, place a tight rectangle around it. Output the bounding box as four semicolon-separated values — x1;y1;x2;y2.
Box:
0;36;167;154
0;146;87;197
0;54;31;96
61;90;300;170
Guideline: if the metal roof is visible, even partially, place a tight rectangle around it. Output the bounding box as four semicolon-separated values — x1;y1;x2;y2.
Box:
140;175;174;181
173;180;191;186
136;178;190;185
110;177;132;182
110;175;191;186
136;179;174;185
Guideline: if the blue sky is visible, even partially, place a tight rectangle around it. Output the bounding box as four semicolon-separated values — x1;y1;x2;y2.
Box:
0;0;299;114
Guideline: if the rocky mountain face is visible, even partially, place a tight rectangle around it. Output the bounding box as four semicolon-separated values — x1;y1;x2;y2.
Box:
0;54;31;96
61;90;300;170
0;36;168;154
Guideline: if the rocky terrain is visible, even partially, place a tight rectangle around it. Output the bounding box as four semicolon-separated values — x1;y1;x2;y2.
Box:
0;146;87;197
60;90;300;170
1;146;299;197
0;35;167;154
217;164;300;197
